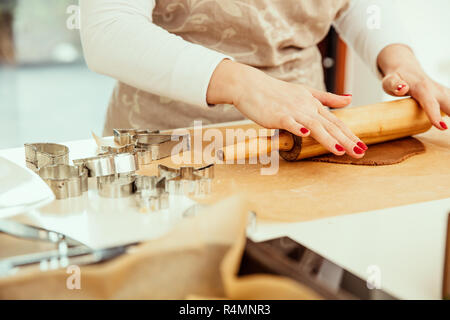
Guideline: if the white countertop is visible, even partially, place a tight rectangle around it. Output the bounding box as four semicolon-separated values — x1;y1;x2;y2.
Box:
1;138;448;300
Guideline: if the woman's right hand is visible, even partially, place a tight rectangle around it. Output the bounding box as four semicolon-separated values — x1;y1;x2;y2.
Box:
207;59;368;158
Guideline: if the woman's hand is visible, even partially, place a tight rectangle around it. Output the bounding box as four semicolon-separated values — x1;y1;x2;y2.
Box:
378;44;449;130
207;59;368;158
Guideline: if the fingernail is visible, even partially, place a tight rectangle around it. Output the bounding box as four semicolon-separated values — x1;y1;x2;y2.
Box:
335;144;345;152
353;146;364;154
357;141;368;151
342;94;352;97
300;128;309;134
440;121;448;130
396;84;406;91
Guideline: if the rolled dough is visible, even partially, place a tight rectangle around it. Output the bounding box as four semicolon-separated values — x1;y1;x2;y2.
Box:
308;137;425;166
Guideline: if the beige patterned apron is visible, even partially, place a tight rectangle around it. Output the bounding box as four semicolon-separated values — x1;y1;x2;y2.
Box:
103;0;349;136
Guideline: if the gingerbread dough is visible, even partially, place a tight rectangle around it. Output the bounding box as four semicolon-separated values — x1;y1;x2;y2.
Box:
309;137;426;166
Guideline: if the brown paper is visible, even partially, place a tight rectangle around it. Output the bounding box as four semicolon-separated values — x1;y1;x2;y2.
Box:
0;197;247;299
140;124;450;222
221;234;323;300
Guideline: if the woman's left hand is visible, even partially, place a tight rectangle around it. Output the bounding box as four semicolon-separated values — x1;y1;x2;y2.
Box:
377;44;449;130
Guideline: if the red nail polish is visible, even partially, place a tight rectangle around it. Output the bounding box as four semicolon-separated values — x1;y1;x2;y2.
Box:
342;94;352;97
440;121;448;130
353;146;364;154
335;144;345;152
397;84;406;91
357;141;368;151
300;128;309;134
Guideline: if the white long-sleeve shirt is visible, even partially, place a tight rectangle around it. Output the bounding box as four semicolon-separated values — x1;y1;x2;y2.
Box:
80;0;409;108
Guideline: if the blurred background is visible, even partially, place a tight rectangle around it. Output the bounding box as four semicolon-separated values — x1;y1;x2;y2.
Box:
0;0;449;149
0;0;115;149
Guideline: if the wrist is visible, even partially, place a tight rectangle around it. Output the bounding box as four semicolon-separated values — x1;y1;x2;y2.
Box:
206;59;245;105
377;44;421;76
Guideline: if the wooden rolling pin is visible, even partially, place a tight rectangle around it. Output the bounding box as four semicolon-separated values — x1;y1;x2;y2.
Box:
217;98;434;162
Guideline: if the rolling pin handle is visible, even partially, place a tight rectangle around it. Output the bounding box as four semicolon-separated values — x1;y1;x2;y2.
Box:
278;130;303;162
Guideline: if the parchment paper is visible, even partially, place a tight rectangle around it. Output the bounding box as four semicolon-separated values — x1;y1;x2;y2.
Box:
0;196;321;300
140;124;450;222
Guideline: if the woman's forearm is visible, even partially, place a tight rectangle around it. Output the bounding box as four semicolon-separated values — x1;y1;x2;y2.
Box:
334;0;412;77
376;44;449;130
377;44;424;77
206;56;369;158
206;59;250;106
79;0;231;108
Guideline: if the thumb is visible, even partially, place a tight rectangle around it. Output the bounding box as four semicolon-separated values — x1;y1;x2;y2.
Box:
382;72;409;96
309;88;352;109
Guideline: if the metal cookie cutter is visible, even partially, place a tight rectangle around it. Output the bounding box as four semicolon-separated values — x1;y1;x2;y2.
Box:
113;128;190;162
158;164;214;196
134;175;169;212
99;144;135;155
97;174;136;198
100;146;153;166
38;164;88;200
73;154;115;177
135;133;191;161
113;129;160;146
114;153;139;174
24;143;69;172
73;153;138;177
134;148;153;166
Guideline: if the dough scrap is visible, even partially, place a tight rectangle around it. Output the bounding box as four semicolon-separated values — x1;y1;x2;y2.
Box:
308;137;425;166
